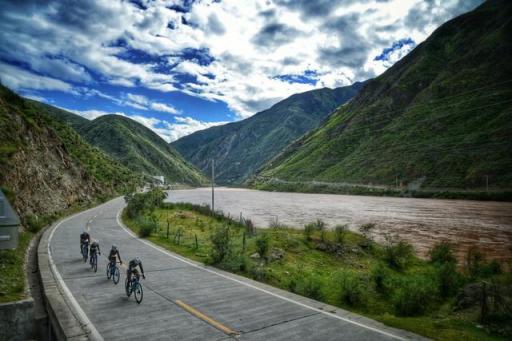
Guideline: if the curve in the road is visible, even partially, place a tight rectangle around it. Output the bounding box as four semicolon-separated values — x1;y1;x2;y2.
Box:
44;197;425;341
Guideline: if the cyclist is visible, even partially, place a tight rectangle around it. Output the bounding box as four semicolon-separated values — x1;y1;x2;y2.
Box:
89;239;101;263
127;257;145;283
79;230;90;254
108;244;122;265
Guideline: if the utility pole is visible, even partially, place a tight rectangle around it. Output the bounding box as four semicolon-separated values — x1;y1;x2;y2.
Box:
211;158;215;213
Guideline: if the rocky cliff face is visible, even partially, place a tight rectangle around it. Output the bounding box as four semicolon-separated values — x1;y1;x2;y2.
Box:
0;86;138;219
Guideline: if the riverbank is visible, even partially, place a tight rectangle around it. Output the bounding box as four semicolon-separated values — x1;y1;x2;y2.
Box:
250;179;512;202
124;191;512;340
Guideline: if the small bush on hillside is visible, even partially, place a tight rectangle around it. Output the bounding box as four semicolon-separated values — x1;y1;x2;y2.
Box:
304;219;327;241
340;272;368;306
221;253;248;273
255;234;270;260
334;224;348;245
299;275;323;300
26;215;45;233
383;237;414;271
268;216;285;229
465;246;485;279
437;262;462;298
372;262;392;295
137;217;156;237
480;260;502;277
429;241;456;265
393;275;437;316
304;222;315;241
210;225;230;264
125;188;167;218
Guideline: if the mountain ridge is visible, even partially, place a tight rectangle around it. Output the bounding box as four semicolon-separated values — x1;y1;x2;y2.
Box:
253;0;512;194
172;82;366;184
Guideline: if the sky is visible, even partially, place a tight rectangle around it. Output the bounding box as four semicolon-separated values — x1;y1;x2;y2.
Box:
0;0;483;142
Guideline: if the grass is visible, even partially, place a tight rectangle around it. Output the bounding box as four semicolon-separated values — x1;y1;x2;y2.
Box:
123;202;511;340
0;232;32;303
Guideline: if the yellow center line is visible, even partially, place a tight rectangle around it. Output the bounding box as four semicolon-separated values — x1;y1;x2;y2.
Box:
175;299;239;337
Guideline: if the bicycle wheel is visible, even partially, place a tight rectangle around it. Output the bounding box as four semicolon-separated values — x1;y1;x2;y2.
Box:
106;263;112;279
134;282;143;304
113;267;120;285
125;278;131;297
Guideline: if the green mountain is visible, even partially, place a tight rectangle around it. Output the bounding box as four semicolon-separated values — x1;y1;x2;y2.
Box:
254;0;512;195
29;100;89;130
0;85;140;217
172;83;365;184
77;115;207;186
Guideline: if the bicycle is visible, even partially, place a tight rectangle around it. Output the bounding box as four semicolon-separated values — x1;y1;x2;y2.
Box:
106;259;121;284
125;272;144;304
81;241;89;263
89;250;99;272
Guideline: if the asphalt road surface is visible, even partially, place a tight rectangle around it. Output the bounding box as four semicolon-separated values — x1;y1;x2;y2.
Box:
166;187;512;262
49;197;421;340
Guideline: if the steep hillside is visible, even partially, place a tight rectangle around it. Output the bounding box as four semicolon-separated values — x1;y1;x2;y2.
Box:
78;115;207;186
0;85;140;218
29;100;89;130
254;0;512;195
172;83;365;184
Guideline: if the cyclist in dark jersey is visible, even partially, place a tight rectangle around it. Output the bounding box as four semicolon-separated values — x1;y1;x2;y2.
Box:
79;230;90;253
108;245;122;265
127;257;145;282
89;239;101;263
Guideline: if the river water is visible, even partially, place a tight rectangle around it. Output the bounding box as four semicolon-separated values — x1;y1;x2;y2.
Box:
166;187;512;262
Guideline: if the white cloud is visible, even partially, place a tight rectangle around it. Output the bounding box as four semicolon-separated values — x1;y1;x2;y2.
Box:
0;0;483;121
123;93;180;114
167;116;229;141
0;62;73;93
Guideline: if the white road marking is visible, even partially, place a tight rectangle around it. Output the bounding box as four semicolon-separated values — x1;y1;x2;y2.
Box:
115;207;405;340
48;207;104;341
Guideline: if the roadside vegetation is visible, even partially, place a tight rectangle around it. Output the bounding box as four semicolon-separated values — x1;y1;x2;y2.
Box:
123;189;512;340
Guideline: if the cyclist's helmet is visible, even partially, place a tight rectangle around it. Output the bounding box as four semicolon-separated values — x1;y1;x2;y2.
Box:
135;257;141;264
111;244;117;251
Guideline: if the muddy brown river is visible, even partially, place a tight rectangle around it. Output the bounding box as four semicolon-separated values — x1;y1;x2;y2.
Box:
166;187;512;263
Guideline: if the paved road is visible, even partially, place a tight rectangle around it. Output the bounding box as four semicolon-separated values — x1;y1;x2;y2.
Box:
49;197;421;340
166;188;512;262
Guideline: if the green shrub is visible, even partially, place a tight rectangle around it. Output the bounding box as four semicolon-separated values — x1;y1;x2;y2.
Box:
300;275;324;300
268;216;285;229
221;253;248;273
393;276;437;316
465;246;485;278
255;234;270;260
429;241;456;265
25;215;45;233
436;262;462;297
480;260;502;277
372;262;392;295
210;225;230;264
340;272;368;306
304;222;315;241
383;238;414;271
304;219;327;241
334;224;348;245
250;264;269;281
137;217;156;237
